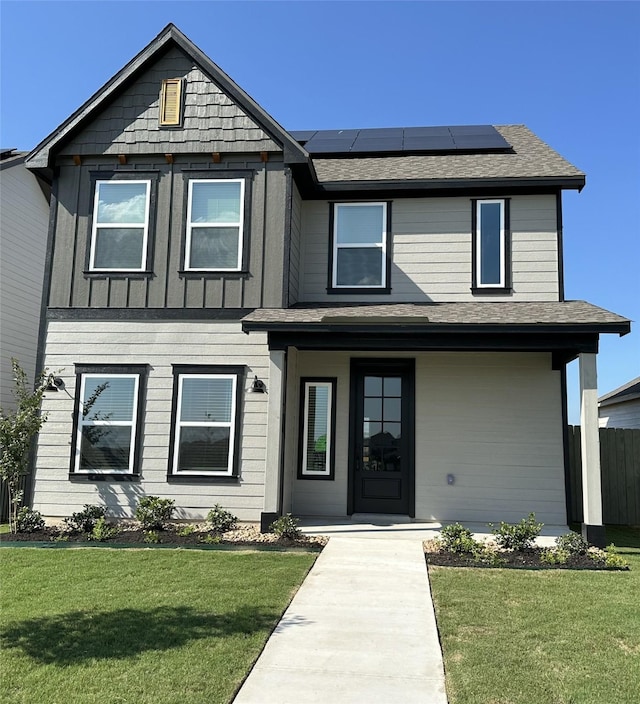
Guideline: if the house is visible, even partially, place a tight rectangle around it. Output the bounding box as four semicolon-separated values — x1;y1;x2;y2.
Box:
0;149;50;411
24;24;630;546
598;377;640;429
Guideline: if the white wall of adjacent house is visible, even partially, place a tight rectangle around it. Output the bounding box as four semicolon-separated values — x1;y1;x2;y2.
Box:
298;194;559;303
288;350;566;525
598;399;640;429
32;321;270;521
0;162;49;410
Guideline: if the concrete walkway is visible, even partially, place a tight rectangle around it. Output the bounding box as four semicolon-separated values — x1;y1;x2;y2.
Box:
233;524;448;703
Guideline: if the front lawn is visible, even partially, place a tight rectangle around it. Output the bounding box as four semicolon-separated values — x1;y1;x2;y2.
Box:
1;547;317;704
429;526;640;704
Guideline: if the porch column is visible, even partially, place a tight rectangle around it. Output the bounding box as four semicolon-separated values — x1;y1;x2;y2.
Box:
261;350;286;532
579;352;605;547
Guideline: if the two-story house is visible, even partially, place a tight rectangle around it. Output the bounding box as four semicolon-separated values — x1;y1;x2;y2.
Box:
25;25;630;545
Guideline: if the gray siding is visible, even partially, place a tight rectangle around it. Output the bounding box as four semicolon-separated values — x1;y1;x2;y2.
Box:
61;47;278;156
299;195;559;302
599;400;640;429
288;181;302;304
0;163;49;409
33;321;270;521
287;351;566;524
49;156;287;309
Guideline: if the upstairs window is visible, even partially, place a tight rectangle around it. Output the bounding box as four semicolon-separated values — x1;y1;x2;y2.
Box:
89;180;151;271
185;179;245;271
473;199;510;290
331;202;389;291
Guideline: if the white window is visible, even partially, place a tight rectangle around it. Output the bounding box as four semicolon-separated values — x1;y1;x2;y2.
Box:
89;180;151;271
476;199;506;287
332;203;387;288
75;373;140;473
185;179;245;271
300;379;335;479
172;373;239;475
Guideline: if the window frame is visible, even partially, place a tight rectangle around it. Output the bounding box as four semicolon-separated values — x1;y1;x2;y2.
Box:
168;364;245;482
328;201;392;294
297;377;337;481
184;178;246;273
88;178;152;273
471;198;512;292
69;364;148;479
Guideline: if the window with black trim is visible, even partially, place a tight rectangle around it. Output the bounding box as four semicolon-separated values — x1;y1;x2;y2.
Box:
472;199;511;290
89;180;151;271
169;365;244;479
71;365;147;476
330;202;390;291
185;179;246;271
298;378;336;480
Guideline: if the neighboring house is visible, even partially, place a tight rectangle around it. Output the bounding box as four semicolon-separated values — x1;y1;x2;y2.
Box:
24;25;630;544
599;377;640;429
0;148;50;410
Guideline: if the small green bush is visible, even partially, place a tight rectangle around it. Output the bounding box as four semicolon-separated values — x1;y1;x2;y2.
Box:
540;547;569;565
440;523;477;554
490;513;543;551
472;542;506;566
604;544;630;571
206;504;238;533
556;531;590;555
199;533;221;545
143;529;160;544
15;507;45;533
270;513;302;540
63;504;107;534
176;524;196;537
90;516;119;542
135;496;175;530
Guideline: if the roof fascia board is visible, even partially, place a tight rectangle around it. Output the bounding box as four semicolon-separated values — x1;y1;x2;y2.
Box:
599;392;640;408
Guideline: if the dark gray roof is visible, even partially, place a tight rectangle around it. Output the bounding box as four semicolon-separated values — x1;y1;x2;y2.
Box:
243;300;630;333
599;377;640;406
311;125;585;188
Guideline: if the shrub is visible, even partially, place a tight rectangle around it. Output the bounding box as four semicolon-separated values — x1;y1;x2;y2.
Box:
176;524;196;537
472;542;506;566
604;544;630;571
90;516;119;542
64;504;107;534
199;533;221;545
143;529;160;544
540;547;569;565
270;513;302;540
15;507;45;533
556;531;590;555
490;513;543;551
135;496;175;530
206;504;238;533
440;523;477;554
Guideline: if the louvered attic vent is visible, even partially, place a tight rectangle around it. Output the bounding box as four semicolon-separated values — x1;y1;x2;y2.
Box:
159;78;183;126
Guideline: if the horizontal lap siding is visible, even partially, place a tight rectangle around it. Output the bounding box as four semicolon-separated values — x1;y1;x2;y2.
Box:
33;321;270;521
299;195;558;302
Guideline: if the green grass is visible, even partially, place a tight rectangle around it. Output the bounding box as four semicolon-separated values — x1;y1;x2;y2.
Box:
429;526;640;704
1;547;317;704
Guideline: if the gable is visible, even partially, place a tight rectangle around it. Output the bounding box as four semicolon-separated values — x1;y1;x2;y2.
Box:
59;46;279;156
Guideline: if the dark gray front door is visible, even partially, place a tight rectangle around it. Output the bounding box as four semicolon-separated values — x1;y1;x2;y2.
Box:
350;360;414;515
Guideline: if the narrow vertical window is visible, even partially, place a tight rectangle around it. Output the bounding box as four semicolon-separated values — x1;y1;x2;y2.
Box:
474;199;508;289
299;378;336;479
159;78;183;126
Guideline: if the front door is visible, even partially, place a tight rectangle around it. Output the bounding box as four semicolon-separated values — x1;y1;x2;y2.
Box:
350;360;414;516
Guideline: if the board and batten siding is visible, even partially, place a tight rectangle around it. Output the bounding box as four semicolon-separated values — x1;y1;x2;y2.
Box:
33;321;270;521
287;351;566;524
288;181;302;305
0;161;50;410
299;195;559;302
49;156;287;309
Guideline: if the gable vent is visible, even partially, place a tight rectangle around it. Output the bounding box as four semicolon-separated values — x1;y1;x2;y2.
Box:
159;78;183;126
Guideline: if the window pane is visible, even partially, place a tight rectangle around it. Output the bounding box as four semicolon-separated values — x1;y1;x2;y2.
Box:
79;426;131;471
336;248;383;287
97;183;147;224
336;205;384;244
189;227;239;269
305;385;330;473
180;377;233;423
364;397;382;422
177;427;230;472
383;377;401;397
82;377;136;421
383;397;401;422
480;202;502;285
364;376;382;397
94;228;144;269
191;181;241;223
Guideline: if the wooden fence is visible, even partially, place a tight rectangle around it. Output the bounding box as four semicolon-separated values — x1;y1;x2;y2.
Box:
567;426;640;525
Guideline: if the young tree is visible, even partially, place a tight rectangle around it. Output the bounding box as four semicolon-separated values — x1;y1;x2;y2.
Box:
0;359;54;532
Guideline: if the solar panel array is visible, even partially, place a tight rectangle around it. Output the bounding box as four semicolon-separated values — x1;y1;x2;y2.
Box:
289;125;511;155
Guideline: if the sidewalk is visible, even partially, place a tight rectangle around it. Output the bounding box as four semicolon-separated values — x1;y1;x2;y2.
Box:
233;530;448;704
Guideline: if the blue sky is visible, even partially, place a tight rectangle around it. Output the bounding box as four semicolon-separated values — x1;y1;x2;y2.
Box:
1;1;638;422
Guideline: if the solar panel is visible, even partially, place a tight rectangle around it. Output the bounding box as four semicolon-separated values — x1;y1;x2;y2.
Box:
404;135;455;151
350;136;404;152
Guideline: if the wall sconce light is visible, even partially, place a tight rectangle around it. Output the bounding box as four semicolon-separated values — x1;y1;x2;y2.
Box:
250;375;267;393
47;377;65;392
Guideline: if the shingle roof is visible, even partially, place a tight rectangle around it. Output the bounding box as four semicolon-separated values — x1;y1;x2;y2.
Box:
311;125;584;185
243;300;629;332
599;377;640;405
